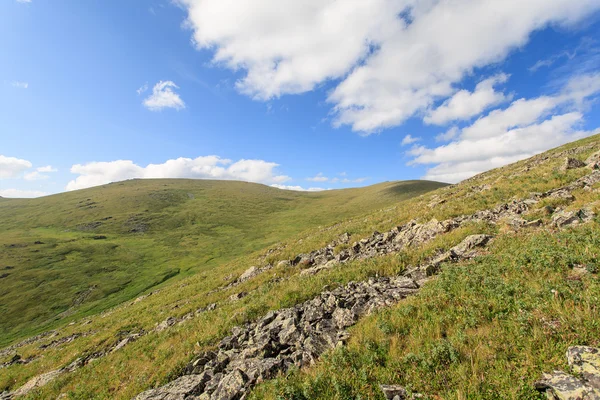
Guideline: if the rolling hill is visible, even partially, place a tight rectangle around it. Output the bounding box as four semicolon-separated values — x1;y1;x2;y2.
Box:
0;135;599;399
0;179;445;346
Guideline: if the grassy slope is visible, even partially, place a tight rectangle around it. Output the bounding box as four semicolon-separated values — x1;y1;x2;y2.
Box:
0;134;599;399
0;179;444;346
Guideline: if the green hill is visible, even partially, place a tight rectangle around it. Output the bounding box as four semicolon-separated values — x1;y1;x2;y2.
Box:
1;135;600;400
0;179;444;345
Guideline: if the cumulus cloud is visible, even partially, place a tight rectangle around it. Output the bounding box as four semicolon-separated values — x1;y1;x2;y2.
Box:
401;134;420;146
66;156;290;191
177;0;600;133
0;155;32;179
11;81;28;89
0;188;48;198
143;81;185;111
424;74;511;125
408;73;600;182
271;184;326;192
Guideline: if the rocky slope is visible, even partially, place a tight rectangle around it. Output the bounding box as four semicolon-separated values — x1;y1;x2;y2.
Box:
1;140;599;399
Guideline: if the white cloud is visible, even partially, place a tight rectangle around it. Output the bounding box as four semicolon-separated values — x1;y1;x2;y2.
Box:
143;81;185;111
137;83;148;95
435;126;459;142
37;165;57;173
23;166;57;181
424;74;511;125
178;0;403;100
15;0;31;4
11;81;28;89
401;134;420;146
0;155;32;179
0;188;48;198
271;184;326;192
24;171;47;181
66;156;290;191
306;173;329;182
178;0;600;133
408;73;600;183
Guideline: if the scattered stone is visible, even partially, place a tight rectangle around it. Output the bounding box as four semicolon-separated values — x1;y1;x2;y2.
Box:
155;317;178;332
229;292;247;302
92;235;107;240
380;384;409;400
238;266;260;282
586;151;600;169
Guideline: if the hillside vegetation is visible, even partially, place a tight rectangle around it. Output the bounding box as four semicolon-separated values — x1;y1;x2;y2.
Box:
0;135;599;400
0;179;444;346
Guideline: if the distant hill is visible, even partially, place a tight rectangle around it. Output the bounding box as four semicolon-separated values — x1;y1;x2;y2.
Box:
0;179;445;345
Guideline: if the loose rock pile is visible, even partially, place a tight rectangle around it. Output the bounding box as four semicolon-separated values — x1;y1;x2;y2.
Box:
134;234;492;400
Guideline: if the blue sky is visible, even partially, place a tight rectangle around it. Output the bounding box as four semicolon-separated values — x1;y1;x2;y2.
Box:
1;0;600;197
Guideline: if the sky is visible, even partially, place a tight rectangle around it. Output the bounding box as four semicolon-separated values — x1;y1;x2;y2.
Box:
1;1;600;198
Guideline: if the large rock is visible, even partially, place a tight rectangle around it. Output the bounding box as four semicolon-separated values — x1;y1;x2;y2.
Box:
567;346;600;390
535;370;600;400
536;346;600;399
562;157;586;171
211;369;247;400
552;210;580;228
451;234;492;257
134;374;211;400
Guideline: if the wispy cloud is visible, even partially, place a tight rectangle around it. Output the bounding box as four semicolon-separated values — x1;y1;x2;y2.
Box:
24;165;58;181
11;81;28;89
306;172;329;182
136;83;148;95
401;134;420;146
271;184;327;192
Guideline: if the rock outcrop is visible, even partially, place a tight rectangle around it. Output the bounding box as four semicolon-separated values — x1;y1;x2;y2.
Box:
134;235;491;400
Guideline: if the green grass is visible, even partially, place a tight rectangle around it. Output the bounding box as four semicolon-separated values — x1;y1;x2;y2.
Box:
0;179;444;346
1;134;599;399
251;224;600;400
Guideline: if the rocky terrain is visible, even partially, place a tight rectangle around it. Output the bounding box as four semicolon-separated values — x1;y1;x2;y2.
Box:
131;159;599;399
1;143;599;399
